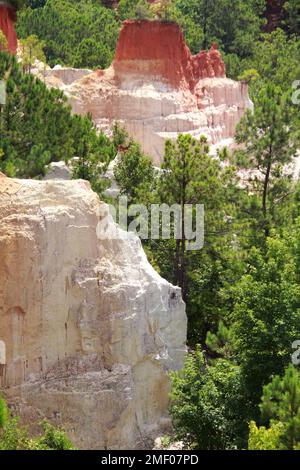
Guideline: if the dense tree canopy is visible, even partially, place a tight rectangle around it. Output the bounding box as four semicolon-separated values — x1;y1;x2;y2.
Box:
17;0;119;68
0;51;115;178
15;0;269;69
249;366;300;450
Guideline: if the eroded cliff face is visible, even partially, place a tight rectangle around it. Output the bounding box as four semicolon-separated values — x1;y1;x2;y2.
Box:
43;20;252;164
114;20;225;90
0;172;187;449
0;4;17;54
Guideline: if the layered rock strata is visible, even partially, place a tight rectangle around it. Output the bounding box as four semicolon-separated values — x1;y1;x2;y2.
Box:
42;20;252;164
0;172;187;449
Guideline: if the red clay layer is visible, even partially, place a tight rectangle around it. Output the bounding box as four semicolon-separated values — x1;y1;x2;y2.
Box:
113;20;225;90
0;5;17;54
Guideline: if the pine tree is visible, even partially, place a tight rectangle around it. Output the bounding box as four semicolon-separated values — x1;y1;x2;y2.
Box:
114;140;154;203
235;82;300;240
0;52;114;178
249;366;300;450
157;134;235;303
19;35;46;74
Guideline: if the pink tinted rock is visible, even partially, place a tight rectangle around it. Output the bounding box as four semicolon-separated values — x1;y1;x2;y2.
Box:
0;5;17;54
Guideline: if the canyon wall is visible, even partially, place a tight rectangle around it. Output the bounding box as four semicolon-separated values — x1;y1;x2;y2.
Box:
43;20;252;164
0;172;187;449
113;20;225;90
0;4;17;54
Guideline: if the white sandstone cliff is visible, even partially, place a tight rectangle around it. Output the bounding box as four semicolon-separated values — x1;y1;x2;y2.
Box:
65;74;251;165
0;172;187;449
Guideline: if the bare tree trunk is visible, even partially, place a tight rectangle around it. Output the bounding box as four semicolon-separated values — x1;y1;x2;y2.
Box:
262;153;272;238
174;238;180;286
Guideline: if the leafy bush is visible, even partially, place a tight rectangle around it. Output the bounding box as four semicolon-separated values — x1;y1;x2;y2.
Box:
248;420;284;450
31;421;74;450
248;366;300;450
0;396;8;430
170;348;247;449
0;396;75;450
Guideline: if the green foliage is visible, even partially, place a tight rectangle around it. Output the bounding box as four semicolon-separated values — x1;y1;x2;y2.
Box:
170;347;247;449
150;0;175;21
235;82;300;240
16;0;267;69
159;435;173;448
153;134;240;343
17;0;119;69
113;131;244;344
0;396;8;430
0;418;30;450
231;225;300;405
72;127;115;197
0;52;111;178
238;68;259;84
118;0;153;20
5;0;26;10
283;0;300;36
23;1;47;7
32;420;74;450
114;140;154;203
260;365;300;450
0;419;75;450
248;366;300;450
19;34;46;73
0;396;74;450
0;30;8;50
174;0;265;55
206;320;233;359
16;1;299;84
112;122;128;149
112;132;243;343
244;30;300;91
7;0;300;452
248;420;284;450
73;38;110;70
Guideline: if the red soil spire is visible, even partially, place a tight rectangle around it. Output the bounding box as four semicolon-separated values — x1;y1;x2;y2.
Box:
113;20;225;91
0;4;18;54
